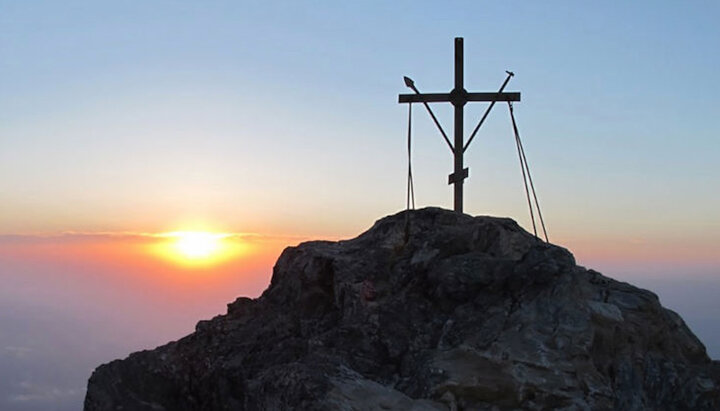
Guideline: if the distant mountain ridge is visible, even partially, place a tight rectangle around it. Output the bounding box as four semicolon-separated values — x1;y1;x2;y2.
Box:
84;207;720;410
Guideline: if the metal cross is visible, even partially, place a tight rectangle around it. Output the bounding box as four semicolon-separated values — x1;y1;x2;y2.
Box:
398;37;521;213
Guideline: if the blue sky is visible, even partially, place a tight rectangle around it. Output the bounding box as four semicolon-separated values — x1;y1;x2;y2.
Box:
2;1;719;240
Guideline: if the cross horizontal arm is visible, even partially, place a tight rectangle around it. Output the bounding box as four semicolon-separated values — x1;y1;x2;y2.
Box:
398;92;520;104
398;93;450;103
467;92;520;102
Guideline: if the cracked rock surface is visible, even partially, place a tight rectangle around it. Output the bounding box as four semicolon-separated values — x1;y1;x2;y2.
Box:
85;208;720;410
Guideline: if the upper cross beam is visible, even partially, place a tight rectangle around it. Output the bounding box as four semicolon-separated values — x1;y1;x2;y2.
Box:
398;92;521;104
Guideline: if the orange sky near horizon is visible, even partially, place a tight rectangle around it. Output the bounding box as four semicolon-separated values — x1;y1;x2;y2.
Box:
0;232;304;290
1;216;717;287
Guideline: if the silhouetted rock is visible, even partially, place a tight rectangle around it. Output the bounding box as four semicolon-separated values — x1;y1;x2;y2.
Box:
84;208;720;410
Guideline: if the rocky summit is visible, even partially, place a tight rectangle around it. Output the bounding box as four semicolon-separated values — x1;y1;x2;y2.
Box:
85;208;720;410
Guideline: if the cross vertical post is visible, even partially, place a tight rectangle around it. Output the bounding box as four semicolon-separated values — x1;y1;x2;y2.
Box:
452;37;465;213
398;37;520;213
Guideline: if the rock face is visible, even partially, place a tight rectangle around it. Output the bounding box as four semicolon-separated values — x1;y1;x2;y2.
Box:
85;208;720;410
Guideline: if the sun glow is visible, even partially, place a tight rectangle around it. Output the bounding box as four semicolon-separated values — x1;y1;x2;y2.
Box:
150;231;246;268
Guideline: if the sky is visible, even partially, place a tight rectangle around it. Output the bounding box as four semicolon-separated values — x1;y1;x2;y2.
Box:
0;1;719;410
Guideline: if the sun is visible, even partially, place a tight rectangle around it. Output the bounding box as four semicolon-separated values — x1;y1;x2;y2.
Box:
174;232;221;259
149;230;245;268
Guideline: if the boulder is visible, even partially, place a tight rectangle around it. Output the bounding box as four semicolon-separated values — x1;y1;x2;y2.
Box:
85;208;720;410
